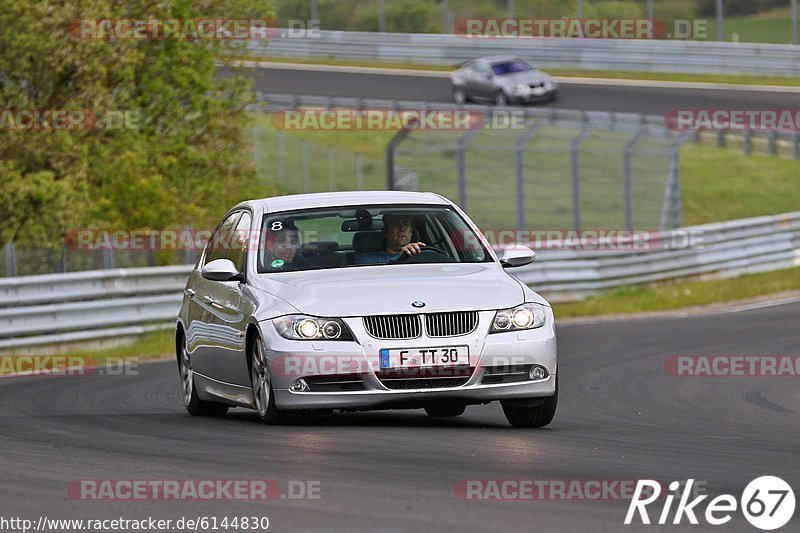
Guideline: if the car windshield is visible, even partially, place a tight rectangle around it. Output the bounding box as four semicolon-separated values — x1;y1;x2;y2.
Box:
491;60;534;76
257;204;492;273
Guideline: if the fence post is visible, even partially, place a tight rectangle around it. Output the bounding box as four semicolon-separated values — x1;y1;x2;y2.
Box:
328;146;336;191
356;153;364;190
717;129;725;147
794;131;800;160
385;119;418;189
277;132;285;184
455;127;483;211
302;139;310;193
103;247;116;270
184;226;197;266
514;121;544;232
5;243;17;277
569;121;593;231
623;130;645;231
767;130;777;155
252;123;259;174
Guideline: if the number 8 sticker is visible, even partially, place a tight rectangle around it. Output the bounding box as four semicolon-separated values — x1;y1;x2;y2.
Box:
271;221;283;231
741;476;795;530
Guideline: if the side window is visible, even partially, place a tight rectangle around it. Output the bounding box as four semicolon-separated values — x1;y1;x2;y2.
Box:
227;212;252;273
203;212;240;265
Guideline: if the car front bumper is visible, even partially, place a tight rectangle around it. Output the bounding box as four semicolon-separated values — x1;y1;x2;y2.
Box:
261;309;557;411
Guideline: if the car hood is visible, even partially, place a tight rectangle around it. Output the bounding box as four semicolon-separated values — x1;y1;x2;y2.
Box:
251;263;537;317
497;70;551;86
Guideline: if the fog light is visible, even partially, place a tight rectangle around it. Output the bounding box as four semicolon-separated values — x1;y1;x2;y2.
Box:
529;366;547;380
289;378;310;392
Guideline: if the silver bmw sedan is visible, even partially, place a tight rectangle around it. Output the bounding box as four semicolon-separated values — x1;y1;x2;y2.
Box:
176;191;558;427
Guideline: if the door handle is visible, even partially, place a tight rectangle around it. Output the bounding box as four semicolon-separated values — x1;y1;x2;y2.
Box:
185;288;196;298
202;295;215;305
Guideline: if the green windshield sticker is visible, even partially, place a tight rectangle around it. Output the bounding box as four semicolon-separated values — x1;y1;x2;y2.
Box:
271;259;285;269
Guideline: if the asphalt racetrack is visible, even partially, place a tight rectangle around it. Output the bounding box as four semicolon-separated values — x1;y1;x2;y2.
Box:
243;64;800;115
1;300;798;532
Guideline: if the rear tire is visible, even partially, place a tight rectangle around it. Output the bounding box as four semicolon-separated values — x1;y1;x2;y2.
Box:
424;404;466;417
178;334;229;417
502;375;558;428
250;333;288;425
453;86;467;105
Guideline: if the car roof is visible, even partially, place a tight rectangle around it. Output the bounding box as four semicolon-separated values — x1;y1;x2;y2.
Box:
232;191;451;214
481;55;523;64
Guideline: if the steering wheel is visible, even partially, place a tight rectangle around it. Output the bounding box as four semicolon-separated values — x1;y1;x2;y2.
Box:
395;244;453;263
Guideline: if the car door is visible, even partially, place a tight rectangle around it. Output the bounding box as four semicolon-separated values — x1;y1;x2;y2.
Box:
202;210;253;385
471;61;496;100
185;211;241;380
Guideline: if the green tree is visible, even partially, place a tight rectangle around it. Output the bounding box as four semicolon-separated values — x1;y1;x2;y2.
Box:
0;0;277;248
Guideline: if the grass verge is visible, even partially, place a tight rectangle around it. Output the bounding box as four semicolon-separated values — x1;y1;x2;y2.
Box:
236;55;800;87
553;267;800;318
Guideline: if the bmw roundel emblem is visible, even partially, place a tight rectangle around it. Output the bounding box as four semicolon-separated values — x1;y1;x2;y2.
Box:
412;301;426;308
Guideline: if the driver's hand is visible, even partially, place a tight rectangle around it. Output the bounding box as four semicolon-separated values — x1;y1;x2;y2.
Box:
400;242;426;255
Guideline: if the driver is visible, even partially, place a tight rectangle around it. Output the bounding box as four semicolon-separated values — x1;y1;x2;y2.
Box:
356;213;426;264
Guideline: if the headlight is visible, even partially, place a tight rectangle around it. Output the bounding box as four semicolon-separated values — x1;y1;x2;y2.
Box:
490;304;546;333
514;83;530;95
273;315;353;341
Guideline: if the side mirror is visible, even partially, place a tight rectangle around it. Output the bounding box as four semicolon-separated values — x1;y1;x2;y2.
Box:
499;245;535;268
202;258;242;282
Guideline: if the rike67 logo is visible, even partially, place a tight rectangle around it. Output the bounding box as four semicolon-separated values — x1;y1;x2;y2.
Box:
625;477;795;530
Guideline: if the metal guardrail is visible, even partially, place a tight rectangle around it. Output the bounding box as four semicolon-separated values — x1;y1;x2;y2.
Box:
252;30;800;76
0;266;192;351
515;212;800;301
0;213;798;351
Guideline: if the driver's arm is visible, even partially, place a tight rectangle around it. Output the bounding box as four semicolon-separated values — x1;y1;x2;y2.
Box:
400;242;426;255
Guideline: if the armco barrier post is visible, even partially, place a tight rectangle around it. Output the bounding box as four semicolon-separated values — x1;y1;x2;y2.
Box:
768;130;777;156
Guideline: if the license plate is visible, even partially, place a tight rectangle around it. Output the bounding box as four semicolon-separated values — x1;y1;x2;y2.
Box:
379;346;469;369
532;87;545;96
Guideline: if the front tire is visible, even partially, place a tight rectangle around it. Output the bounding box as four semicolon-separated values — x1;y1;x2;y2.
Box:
250;333;288;425
502;376;558;428
178;335;228;417
425;404;467;417
494;90;509;106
